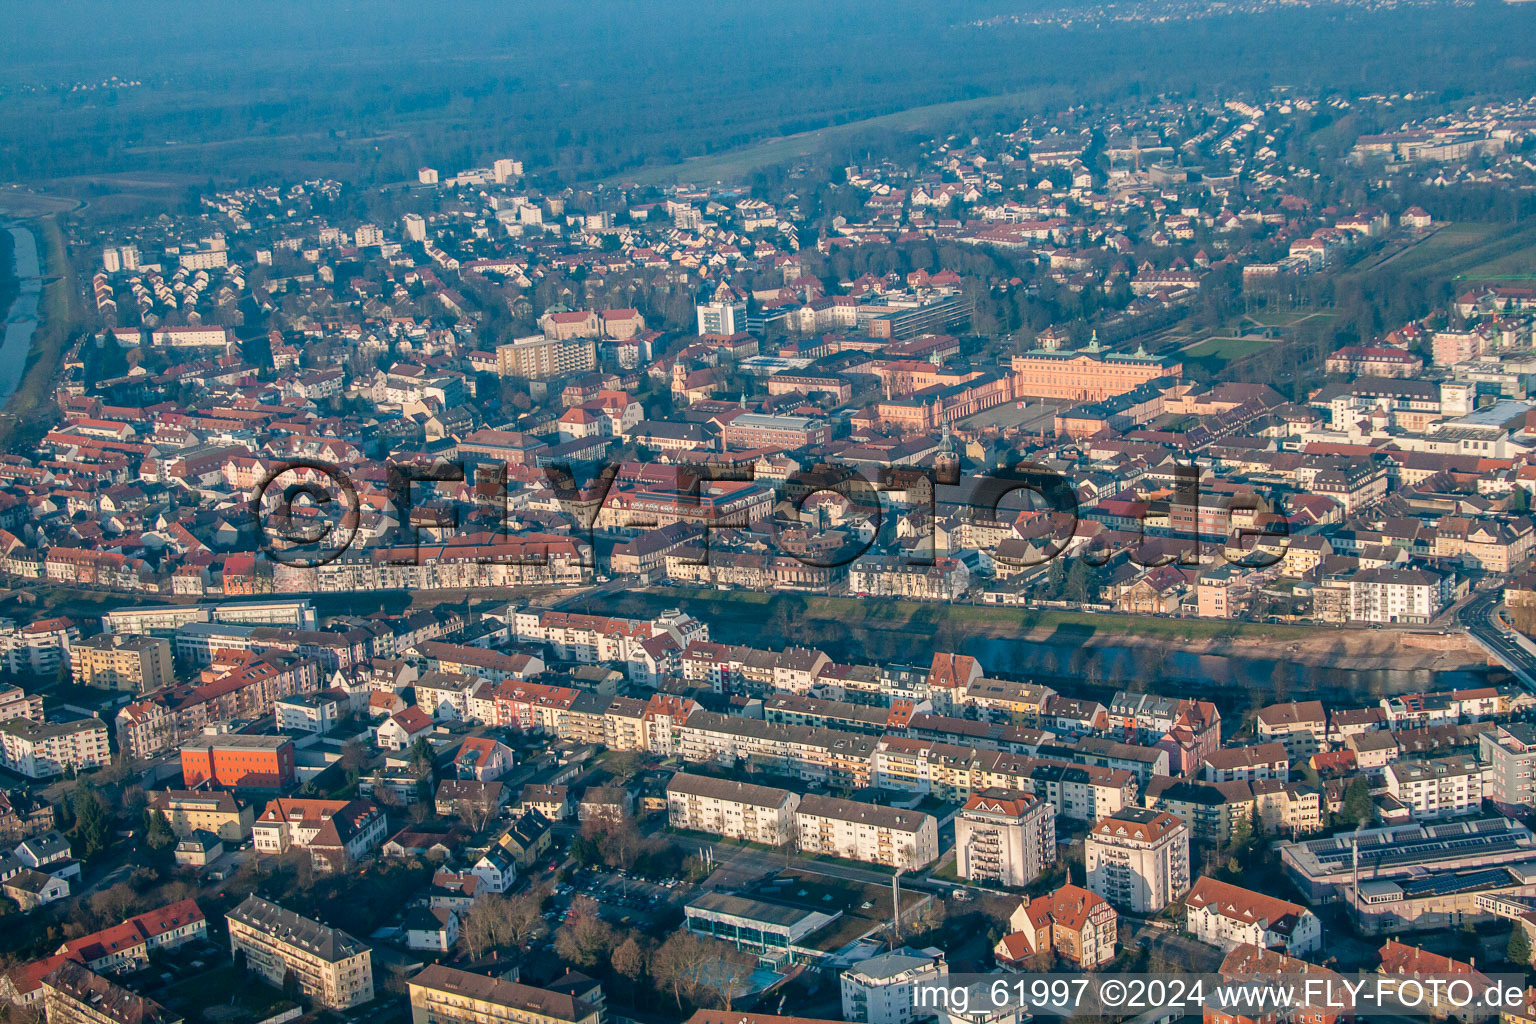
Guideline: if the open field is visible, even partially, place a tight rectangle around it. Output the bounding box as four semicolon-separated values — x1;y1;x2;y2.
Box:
1347;221;1536;283
598;90;1047;187
1183;336;1274;360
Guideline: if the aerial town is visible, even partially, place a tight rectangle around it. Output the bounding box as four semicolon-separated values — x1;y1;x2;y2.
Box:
4;74;1536;1024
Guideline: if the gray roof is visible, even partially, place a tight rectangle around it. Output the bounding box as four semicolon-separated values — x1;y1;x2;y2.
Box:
227;894;369;962
666;772;795;809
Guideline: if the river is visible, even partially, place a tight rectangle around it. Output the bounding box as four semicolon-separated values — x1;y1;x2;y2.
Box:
0;223;42;403
965;635;1501;714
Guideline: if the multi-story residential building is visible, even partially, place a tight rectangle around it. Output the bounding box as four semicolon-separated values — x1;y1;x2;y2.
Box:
1213;945;1348;1024
1383;756;1488;820
0;684;43;723
676;712;879;790
1480;723;1536;811
146;790;254;842
0;717;110;778
116;651;320;757
0;617;79;676
795;795;939;869
179;734;296;789
997;884;1118;969
225;896;373;1010
495;335;597;380
1084;807;1191;913
697;300;747;336
848;556;969;601
1184;876;1321;955
274;692;343;734
56;899;208;974
407;965;603;1024
69;633;173;692
1201;743;1290;784
666;773;801;846
872;737;1137;821
251;798;387;872
841;948;948;1024
40;961;180;1024
1349;567;1451;624
1255;701;1328;759
0;789;56;843
954;790;1057;888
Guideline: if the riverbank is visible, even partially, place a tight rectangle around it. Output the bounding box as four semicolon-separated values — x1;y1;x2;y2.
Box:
586;589;1496;711
0;216;73;449
600;588;1481;670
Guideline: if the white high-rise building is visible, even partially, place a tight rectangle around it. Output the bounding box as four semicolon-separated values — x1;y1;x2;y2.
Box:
402;213;427;243
841;948;948;1024
492;158;523;183
955;790;1056;888
696;300;746;336
1085;807;1190;913
102;247;121;273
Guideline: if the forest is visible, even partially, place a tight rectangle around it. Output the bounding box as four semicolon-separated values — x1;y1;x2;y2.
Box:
4;0;1536;188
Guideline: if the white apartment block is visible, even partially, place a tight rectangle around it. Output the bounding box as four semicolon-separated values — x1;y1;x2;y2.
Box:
795;794;939;870
0;684;43;723
0;717;111;778
1184;876;1322;955
1481;722;1536;811
274;692;342;735
954;790;1057;888
1085;807;1191;913
1384;756;1488;820
226;895;373;1010
0;618;78;676
666;772;801;846
1201;742;1291;784
841;947;948;1024
1349;567;1449;624
1255;700;1328;759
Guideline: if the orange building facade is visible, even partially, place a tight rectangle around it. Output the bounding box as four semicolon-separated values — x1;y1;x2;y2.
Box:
181;735;296;789
1011;345;1180;403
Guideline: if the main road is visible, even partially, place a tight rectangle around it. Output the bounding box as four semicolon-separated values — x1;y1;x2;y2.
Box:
1458;588;1536;689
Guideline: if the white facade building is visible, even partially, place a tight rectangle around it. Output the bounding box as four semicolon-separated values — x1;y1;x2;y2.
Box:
1084;807;1191;913
841;948;948;1024
954;791;1057;888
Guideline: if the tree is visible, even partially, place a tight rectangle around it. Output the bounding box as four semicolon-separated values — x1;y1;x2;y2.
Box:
1064;558;1092;605
70;784;111;860
708;946;758;1011
613;935;649;984
143;810;176;856
584;813;644;872
1509;926;1532;967
554;896;616;969
461;788;499;833
1341;776;1373;827
652;931;712;1009
502;887;547;947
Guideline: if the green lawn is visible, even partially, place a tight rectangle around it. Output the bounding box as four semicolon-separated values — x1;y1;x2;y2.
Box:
1183;337;1274;360
620;588;1320;643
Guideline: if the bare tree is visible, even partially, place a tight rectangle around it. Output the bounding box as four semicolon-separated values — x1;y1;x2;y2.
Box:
612;934;650;984
554;896;616;968
461;788;498;833
501;887;547;947
651;931;718;1010
708;945;758;1011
